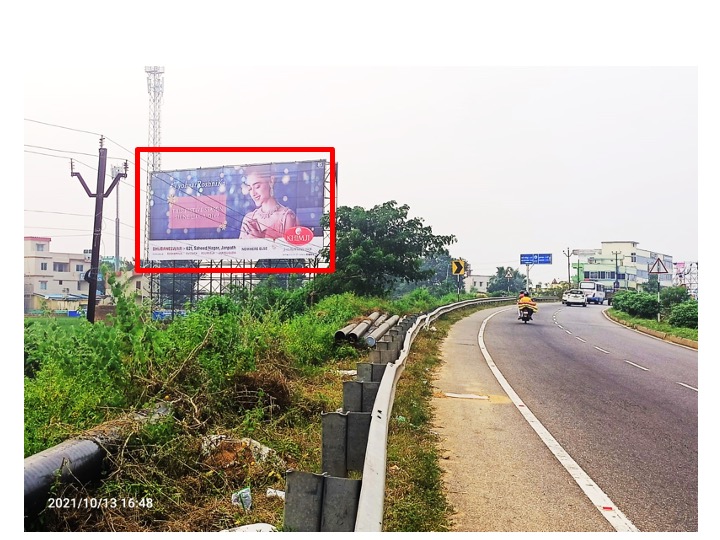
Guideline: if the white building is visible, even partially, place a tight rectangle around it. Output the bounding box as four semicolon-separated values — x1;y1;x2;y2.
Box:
571;241;675;292
23;236;148;313
464;273;492;294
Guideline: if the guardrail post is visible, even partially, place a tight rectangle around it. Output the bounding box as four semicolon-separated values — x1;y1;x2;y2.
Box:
356;362;386;383
321;476;362;531
343;381;379;412
284;471;362;532
321;412;349;477
284;470;326;531
346;412;372;472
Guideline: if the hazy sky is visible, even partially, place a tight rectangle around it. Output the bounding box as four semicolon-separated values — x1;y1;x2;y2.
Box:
24;65;698;285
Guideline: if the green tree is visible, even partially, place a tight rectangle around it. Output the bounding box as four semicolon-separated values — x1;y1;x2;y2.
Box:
315;201;456;298
640;275;660;294
660;285;691;313
392;253;466;298
487;267;527;295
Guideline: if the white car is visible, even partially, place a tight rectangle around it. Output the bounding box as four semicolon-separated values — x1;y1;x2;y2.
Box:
564;289;587;307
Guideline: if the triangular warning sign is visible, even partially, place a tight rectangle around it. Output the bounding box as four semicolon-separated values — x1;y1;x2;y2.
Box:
649;258;668;274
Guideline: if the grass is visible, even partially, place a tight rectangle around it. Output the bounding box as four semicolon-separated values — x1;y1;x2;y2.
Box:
606;309;698;342
383;304;491;532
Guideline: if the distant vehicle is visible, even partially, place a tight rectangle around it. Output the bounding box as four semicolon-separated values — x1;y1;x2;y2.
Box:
580;281;606;304
561;290;571;304
565;289;587;307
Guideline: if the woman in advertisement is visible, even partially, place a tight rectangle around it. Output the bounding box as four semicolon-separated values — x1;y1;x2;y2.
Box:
239;171;298;239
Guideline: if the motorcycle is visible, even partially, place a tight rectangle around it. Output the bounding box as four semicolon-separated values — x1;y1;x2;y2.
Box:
518;305;534;323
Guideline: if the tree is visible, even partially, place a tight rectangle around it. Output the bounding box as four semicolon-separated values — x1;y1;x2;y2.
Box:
660;285;691;312
391;253;466;298
314;201;456;298
640;275;660;294
487;266;527;295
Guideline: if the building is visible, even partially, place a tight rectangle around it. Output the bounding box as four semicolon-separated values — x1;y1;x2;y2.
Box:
23;237;149;314
24;237;93;313
464;273;492;294
570;241;675;292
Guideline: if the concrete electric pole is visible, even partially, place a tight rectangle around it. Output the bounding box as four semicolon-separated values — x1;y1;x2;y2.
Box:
71;138;128;323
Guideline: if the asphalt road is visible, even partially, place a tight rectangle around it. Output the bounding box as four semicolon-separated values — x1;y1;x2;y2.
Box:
431;302;698;532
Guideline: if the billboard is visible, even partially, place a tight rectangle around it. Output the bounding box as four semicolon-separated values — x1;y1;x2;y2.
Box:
147;160;326;262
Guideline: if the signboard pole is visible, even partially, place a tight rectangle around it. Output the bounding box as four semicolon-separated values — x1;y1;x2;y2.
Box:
526;264;530;293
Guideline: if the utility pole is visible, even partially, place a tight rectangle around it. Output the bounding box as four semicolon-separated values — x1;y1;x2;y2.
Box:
71;138;127;323
111;165;123;273
612;251;621;290
562;247;571;290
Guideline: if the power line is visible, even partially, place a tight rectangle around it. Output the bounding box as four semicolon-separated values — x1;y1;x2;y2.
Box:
24;118;136;158
25;116;327;264
25;144;128;161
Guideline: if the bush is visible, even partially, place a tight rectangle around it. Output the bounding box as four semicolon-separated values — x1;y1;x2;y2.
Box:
660;286;692;317
611;290;659;319
668;301;698;329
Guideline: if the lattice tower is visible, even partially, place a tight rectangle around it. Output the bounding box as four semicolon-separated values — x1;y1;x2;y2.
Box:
144;66;164;253
144;66;164;305
673;261;699;299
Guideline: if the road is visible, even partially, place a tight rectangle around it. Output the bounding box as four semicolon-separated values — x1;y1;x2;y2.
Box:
430;302;698;532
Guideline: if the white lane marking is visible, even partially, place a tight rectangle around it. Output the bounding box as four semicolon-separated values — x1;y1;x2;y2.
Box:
566;330;572;335
594;346;610;354
676;382;698;392
479;309;639;532
576;337;587;343
624;360;649;371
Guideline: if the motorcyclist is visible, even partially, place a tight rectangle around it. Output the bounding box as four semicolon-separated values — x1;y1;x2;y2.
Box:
517;291;538;320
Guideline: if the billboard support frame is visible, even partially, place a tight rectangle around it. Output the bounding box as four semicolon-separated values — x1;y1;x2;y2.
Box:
138;149;335;312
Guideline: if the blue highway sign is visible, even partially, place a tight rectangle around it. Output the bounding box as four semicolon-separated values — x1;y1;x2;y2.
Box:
520;253;553;265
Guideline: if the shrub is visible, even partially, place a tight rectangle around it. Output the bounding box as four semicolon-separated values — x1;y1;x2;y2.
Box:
612;290;659;319
668;301;698;329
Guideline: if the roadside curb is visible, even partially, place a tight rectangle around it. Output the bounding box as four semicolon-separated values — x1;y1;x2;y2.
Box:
602;309;698;350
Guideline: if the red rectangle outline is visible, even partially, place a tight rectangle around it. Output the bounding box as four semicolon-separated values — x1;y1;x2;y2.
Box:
134;147;335;274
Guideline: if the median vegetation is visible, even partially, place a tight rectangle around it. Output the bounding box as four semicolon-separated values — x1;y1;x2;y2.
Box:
607;287;698;342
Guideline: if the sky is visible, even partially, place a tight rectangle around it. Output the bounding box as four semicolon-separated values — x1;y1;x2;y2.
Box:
24;65;699;286
15;0;717;534
19;3;710;289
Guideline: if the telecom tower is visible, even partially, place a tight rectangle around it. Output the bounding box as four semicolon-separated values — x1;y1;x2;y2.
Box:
145;66;164;304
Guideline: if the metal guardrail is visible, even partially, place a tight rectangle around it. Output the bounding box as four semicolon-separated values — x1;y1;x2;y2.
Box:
354;296;518;531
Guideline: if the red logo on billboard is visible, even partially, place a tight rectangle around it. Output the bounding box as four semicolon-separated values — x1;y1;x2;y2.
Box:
284;226;314;246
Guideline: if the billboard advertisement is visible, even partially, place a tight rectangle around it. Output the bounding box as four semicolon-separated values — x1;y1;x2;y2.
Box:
147;160;326;262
